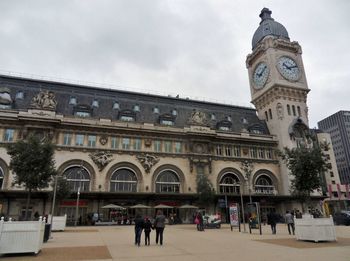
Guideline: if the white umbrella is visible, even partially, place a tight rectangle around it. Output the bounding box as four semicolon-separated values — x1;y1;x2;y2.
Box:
101;204;125;210
154;204;173;209
178;204;199;209
129;204;152;209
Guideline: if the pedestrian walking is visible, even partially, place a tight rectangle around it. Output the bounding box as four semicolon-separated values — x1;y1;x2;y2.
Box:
144;217;152;246
285;211;295;235
154;210;166;245
267;210;277;234
134;214;144;246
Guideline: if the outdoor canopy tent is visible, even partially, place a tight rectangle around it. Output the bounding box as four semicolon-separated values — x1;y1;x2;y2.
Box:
101;204;125;210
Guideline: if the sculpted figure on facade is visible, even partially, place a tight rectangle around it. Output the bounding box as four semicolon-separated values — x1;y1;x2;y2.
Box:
31;90;57;110
188;109;208;126
136;154;159;173
89;151;113;171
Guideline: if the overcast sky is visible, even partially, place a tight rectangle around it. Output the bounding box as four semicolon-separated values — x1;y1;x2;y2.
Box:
0;0;349;128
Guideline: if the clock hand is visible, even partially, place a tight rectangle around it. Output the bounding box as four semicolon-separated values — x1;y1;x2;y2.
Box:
282;62;291;70
289;65;298;69
258;66;266;77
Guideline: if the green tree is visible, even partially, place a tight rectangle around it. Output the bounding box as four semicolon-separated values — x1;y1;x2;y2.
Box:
280;143;330;211
50;176;71;215
7;135;57;220
196;173;215;207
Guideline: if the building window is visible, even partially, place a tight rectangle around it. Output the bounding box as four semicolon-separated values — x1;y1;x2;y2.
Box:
153;107;160;114
225;146;232;157
63;133;72;145
113;101;120;110
216;145;223;156
265;111;268;121
0;167;4;189
75;111;91;117
133;138;141;151
88;135;96;147
75;134;85;146
227;116;232;121
266;149;273;159
269;109;273;119
154;140;162;152
133;104;140;112
211;114;216;120
219;173;240;194
122;138;130;150
330;171;334;177
172;109;177;116
175;142;182;153
3;129;14;142
64;166;90;192
292;105;296;116
92;99;99;108
110;168;137;192
155;170;180;193
258;148;265;158
297;106;301;116
120;115;135;122
164;141;172;153
287;105;291;115
219;126;230;131
250;147;258;158
254;175;275;194
160;119;174;126
111;137;119;149
16;91;24;100
69;97;77;105
233;146;241;157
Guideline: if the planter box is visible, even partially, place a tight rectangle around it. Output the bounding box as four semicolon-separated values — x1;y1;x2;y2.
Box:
48;214;67;231
0;218;45;254
295;215;336;242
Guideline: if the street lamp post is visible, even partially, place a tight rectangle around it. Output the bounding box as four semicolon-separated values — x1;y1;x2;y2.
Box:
74;187;80;227
49;175;58;237
239;182;246;233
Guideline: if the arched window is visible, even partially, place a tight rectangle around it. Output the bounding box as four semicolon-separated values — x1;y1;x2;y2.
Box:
254;175;275;194
155;170;180;193
110;168;137;192
64;166;90;192
0;167;4;189
219;173;240;194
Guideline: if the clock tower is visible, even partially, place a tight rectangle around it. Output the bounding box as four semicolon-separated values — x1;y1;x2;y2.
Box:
246;8;310;194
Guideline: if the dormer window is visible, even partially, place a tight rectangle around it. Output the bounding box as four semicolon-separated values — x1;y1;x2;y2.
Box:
172;109;177;116
120;115;134;122
211;114;216;120
69;97;77;105
153;107;160;114
241;117;248;124
133;104;140;112
74;104;92;118
119;110;136;122
227;116;232;121
113;101;120;110
92;99;99;108
159;113;175;126
160;119;174;126
217;120;232;131
15;91;24;100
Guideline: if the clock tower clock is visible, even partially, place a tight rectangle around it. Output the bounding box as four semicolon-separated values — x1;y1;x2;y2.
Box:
246;8;310;194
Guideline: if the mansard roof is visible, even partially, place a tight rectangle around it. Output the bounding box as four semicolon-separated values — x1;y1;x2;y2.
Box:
0;74;269;135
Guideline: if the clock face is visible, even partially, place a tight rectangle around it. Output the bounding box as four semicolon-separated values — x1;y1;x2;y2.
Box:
277;56;300;81
253;62;269;89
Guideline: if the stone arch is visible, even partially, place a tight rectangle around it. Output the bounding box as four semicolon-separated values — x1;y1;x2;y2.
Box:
0;158;9;189
106;162;143;192
216;167;245;193
252;169;279;194
57;159;96;191
151;164;185;193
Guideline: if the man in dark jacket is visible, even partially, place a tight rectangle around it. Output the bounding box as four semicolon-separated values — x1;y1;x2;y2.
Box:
267;210;278;234
134;214;144;246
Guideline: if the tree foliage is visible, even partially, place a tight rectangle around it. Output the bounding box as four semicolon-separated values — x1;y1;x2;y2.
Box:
196;173;215;207
7;135;57;219
51;176;71;201
280;143;330;204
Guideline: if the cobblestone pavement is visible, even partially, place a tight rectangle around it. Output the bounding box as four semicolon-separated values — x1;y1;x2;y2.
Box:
2;224;350;261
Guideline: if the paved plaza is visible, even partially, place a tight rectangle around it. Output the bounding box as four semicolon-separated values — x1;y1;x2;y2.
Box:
2;224;350;261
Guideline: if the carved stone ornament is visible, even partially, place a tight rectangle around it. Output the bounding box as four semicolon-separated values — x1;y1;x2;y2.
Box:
30;90;57;110
89;151;113;171
0;87;12;105
99;135;108;145
136;154;159;173
188;110;208;126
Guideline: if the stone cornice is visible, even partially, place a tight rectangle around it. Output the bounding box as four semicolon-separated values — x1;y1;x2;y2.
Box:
252;85;310;110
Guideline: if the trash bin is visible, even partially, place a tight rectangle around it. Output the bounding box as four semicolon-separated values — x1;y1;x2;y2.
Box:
43;223;51;243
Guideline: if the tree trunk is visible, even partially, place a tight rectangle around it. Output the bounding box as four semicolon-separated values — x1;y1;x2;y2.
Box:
25;189;32;221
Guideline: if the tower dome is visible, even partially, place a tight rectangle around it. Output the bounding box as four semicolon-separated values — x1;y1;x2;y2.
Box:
252;8;290;50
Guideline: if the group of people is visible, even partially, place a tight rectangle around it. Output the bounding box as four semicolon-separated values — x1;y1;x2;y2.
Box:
134;210;166;246
267;210;301;235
